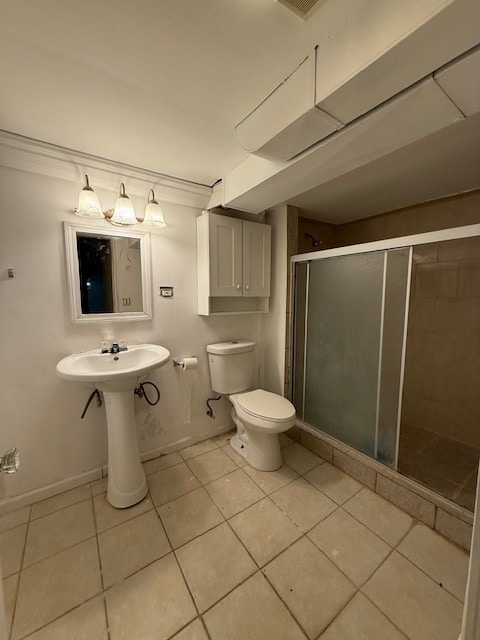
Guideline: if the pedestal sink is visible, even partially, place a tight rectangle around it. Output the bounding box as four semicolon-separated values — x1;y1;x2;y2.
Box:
56;344;170;508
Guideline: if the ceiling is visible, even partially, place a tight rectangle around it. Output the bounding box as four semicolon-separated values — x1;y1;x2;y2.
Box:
289;112;480;223
1;0;479;221
0;0;359;186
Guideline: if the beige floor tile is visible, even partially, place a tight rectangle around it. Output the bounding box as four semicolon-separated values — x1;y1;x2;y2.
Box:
98;511;171;587
0;506;30;533
90;477;108;496
204;468;265;518
264;536;356;639
319;593;407;640
271;477;337;532
176;522;256;612
3;572;19;636
0;524;27;577
23;596;108;640
12;538;102;640
180;439;219;460
143;451;183;475
282;443;323;475
222;443;248;467
397;523;469;601
158;487;223;548
24;500;95;567
93;493;153;533
229;498;302;566
308;509;390;587
364;551;463;640
147;462;200;506
244;463;298;494
187;448;238;484
204;571;305;640
279;433;294;448
305;463;362;505
171;618;209;640
31;485;91;520
343;487;413;546
106;554;196;640
213;431;235;447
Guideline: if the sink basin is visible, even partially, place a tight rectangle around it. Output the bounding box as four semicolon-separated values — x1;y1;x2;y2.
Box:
56;343;170;384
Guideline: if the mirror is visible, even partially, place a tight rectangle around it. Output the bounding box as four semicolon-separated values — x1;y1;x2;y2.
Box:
64;221;152;323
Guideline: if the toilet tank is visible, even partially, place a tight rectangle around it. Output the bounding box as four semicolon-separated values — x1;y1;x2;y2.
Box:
206;341;255;395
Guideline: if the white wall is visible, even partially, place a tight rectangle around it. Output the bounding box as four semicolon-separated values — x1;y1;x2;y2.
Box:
262;205;288;395
0;139;265;510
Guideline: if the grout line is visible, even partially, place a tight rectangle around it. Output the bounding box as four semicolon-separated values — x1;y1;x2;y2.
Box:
7;504;31;640
260;558;319;640
12;593;107;640
354;589;410;639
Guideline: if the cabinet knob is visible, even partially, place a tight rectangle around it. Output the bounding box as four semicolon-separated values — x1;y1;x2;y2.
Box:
236;284;241;289
245;284;250;291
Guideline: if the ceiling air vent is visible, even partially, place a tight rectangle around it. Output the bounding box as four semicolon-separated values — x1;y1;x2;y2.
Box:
276;0;324;20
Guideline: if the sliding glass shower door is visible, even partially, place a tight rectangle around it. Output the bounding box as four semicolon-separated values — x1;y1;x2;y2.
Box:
293;247;410;466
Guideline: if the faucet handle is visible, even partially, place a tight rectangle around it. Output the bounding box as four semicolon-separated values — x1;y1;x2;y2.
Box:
118;339;128;351
101;340;110;354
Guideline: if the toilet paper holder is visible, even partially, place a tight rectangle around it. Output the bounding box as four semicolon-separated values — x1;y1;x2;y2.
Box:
173;356;198;370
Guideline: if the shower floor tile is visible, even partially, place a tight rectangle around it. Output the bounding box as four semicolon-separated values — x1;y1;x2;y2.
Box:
398;424;480;511
6;436;468;640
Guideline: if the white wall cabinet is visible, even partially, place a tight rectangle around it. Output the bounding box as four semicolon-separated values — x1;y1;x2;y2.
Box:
197;211;271;315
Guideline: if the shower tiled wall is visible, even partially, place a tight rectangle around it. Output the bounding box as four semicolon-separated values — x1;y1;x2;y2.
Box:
402;236;480;448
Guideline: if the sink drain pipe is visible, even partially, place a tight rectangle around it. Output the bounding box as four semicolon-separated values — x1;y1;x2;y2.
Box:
81;382;161;419
81;389;103;419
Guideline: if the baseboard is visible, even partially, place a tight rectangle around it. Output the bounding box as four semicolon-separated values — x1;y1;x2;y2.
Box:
0;468;103;516
0;423;234;516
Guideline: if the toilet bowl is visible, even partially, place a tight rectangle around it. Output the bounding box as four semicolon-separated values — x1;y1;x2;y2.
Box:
229;389;296;470
206;341;296;471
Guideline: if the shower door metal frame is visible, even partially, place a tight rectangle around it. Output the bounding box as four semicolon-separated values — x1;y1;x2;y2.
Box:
290;223;480;469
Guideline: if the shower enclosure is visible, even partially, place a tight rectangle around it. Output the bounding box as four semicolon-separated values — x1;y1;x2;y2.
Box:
292;225;480;510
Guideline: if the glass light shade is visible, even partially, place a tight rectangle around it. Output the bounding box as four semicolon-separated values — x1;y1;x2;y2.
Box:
143;191;166;228
75;176;104;218
110;183;137;226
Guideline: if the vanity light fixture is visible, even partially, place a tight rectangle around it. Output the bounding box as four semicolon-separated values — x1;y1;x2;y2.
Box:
110;183;138;226
142;190;167;229
75;175;104;218
74;177;167;229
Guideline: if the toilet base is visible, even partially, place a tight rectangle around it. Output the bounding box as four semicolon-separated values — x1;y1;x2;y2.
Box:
231;431;282;472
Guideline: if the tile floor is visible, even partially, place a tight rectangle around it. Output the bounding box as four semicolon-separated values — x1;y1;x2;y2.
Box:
399;423;480;511
0;432;470;640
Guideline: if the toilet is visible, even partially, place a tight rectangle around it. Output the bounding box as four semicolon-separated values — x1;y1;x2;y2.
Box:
206;340;296;471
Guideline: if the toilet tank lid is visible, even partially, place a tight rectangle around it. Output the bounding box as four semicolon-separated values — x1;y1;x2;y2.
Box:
206;340;255;355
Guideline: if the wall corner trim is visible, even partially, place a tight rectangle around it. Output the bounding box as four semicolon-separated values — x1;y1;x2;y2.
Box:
0;130;212;209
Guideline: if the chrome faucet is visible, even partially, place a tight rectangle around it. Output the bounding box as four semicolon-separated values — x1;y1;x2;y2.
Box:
101;340;128;354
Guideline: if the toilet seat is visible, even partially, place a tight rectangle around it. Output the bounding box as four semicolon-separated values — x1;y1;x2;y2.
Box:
233;389;295;423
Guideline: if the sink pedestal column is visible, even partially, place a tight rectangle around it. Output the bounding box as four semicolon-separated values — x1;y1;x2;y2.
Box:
102;388;147;508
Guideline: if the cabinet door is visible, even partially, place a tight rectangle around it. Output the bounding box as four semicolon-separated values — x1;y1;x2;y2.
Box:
242;221;271;297
209;214;243;297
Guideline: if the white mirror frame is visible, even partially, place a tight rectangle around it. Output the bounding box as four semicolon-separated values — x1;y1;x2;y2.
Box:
64;221;152;323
